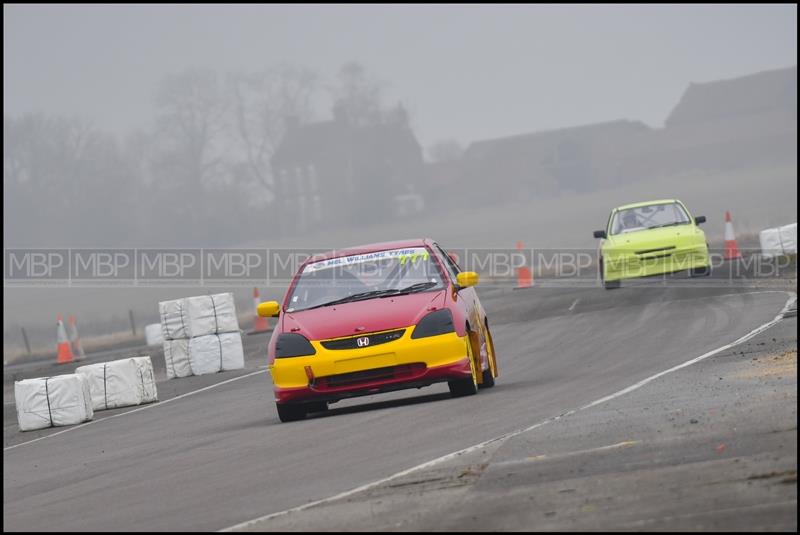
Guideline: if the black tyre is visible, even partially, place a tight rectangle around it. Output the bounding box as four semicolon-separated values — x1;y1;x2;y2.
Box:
449;376;478;397
479;367;495;389
276;402;307;422
604;279;621;289
478;324;496;389
690;265;711;277
599;259;620;289
449;332;478;397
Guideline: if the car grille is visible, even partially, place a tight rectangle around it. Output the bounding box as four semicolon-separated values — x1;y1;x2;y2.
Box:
316;363;427;389
635;246;676;255
320;329;406;350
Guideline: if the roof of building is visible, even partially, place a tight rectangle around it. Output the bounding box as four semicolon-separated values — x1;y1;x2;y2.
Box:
463;120;651;161
665;66;797;127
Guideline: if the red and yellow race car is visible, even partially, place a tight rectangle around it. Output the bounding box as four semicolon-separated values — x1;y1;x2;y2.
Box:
258;238;499;422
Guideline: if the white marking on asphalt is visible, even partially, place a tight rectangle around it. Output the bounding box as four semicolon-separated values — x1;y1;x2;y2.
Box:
3;370;266;452
522;440;640;464
489;440;641;468
568;298;580;311
578;291;796;413
220;290;796;532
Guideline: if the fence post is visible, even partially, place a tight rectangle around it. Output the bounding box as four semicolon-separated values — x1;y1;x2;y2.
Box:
21;327;32;356
129;309;137;336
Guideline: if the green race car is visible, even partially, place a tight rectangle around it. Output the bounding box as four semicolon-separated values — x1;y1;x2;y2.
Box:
593;199;711;289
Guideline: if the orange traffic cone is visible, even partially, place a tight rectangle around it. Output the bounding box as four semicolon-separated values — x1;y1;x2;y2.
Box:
56;314;75;364
515;241;534;288
252;287;270;333
724;211;742;260
68;314;86;360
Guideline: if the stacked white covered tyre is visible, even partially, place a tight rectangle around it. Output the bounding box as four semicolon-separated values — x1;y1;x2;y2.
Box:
159;293;245;378
160;298;192;379
15;374;94;431
76;356;158;411
183;294;239;338
188;333;245;375
159;298;189;341
163;338;192;379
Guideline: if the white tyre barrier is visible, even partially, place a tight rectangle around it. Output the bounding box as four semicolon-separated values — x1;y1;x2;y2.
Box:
183;293;239;338
189;332;245;376
163;338;192;379
15;374;94;431
76;357;159;411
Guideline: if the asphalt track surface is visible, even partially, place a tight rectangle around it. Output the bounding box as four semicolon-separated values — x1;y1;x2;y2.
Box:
3;282;796;531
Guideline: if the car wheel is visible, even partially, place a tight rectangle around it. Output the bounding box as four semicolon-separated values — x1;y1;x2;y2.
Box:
604;279;621;289
478;323;496;389
600;260;621;289
690;265;711;277
276;402;307;422
449;331;479;397
480;367;495;389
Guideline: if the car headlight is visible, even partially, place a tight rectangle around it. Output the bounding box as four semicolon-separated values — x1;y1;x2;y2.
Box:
276;333;316;358
411;309;455;339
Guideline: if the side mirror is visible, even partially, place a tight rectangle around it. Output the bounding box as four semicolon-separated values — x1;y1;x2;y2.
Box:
593;230;607;239
694;216;706;225
455;271;479;289
257;301;281;317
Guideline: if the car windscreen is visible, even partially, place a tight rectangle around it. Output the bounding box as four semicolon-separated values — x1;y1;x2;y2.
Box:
610;202;691;235
286;247;446;312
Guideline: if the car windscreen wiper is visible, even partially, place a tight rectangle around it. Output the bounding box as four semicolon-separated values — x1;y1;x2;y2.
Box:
380;281;440;297
650;222;685;229
303;282;441;310
304;289;401;310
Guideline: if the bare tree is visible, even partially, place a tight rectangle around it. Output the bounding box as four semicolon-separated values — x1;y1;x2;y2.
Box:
146;69;238;243
152;68;230;193
4;113;135;246
229;64;318;198
331;61;385;126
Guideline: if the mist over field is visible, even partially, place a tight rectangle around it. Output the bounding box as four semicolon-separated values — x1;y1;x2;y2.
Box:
3;4;797;358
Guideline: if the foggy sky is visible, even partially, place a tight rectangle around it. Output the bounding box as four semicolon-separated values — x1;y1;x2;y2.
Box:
4;4;797;150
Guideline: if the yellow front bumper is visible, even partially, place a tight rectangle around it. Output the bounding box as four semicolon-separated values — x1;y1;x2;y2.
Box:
604;245;710;282
270;329;469;391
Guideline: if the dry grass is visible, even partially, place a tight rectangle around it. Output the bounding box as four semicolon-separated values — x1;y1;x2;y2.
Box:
734;350;797;380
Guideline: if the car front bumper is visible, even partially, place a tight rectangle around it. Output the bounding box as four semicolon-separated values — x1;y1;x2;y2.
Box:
270;330;471;404
604;245;710;282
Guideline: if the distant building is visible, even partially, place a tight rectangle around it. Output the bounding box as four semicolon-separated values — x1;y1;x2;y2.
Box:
431;65;796;205
271;103;425;234
424;160;464;203
456;120;650;204
614;66;797;181
665;66;796;128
